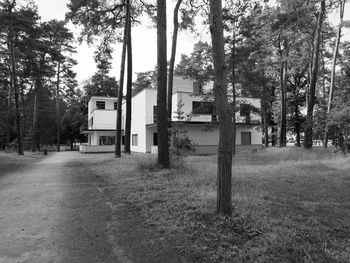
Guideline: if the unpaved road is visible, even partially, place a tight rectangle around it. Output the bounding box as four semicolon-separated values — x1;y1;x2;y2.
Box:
0;152;185;263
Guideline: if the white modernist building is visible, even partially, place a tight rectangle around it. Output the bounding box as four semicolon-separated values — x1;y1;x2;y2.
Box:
81;76;262;154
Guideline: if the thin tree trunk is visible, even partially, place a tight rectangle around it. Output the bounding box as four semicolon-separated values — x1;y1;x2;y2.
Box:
231;28;236;155
279;61;287;147
56;61;61;152
209;0;233;216
124;0;132;154
157;0;170;168
324;0;345;147
263;86;269;148
115;3;128;158
32;93;38;152
6;71;12;150
304;0;325;149
9;23;23;155
167;0;183;122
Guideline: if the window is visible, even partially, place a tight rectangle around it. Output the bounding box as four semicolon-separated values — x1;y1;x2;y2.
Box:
192;101;215;115
99;136;115;145
96;101;105;109
193;82;203;94
240;104;251;124
114;101;118;110
132;134;138;146
241;132;251;145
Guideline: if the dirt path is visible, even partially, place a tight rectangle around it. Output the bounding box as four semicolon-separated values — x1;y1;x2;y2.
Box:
0;152;186;263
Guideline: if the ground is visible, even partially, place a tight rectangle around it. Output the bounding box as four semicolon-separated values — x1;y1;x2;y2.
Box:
0;152;185;263
1;148;350;262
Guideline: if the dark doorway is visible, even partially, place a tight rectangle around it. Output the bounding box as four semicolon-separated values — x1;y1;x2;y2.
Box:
241;132;252;145
153;133;158;146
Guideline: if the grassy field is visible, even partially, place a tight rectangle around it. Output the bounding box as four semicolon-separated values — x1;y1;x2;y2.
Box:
0;151;44;176
86;148;350;262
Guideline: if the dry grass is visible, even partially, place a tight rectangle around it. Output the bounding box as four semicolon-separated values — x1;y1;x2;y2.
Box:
86;148;350;263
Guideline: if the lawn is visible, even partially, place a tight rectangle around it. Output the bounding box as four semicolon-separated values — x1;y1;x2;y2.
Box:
0;151;44;176
85;148;350;263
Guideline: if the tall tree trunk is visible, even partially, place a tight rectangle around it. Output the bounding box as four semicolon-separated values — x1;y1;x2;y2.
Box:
115;3;128;158
6;70;12;150
324;0;345;147
32;93;38;152
157;0;170;168
56;61;61;152
9;23;23;155
167;0;182;122
304;0;325;149
262;85;269;148
231;28;236;155
124;0;132;154
209;0;233;216
279;61;287;147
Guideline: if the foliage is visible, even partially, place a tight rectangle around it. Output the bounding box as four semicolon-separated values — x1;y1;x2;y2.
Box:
175;41;214;87
170;100;196;159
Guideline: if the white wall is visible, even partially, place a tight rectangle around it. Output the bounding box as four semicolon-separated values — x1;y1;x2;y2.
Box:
88;97;117;129
90;110;117;129
171;92;261;124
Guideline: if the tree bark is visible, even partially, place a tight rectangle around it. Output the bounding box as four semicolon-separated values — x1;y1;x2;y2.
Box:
9;21;23;155
157;0;170;168
167;0;183;122
304;0;325;149
56;61;61;152
231;28;236;155
324;0;345;147
209;0;233;216
124;0;132;154
32;93;38;152
115;3;128;158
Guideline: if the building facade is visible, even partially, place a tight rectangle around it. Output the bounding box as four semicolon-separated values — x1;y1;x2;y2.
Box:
81;76;262;154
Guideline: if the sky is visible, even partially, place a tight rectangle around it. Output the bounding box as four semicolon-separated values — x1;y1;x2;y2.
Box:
34;0;350;85
35;0;202;85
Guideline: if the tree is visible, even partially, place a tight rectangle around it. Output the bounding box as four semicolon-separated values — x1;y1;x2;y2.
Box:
324;0;346;147
157;0;170;168
304;0;326;149
124;0;132;154
61;104;85;150
209;0;233;216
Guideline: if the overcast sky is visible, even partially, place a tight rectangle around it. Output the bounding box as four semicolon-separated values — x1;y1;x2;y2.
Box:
35;0;203;85
34;0;350;85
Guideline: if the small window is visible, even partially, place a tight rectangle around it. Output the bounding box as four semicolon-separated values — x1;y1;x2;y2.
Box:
96;101;105;109
114;101;118;110
240;104;250;117
132;134;138;146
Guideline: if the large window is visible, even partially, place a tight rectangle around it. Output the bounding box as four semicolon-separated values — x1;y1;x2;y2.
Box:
96;101;105;109
132;134;138;146
99;136;115;145
192;101;215;115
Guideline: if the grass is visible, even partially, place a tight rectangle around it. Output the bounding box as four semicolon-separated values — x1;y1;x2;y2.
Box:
86;148;350;263
0;151;45;175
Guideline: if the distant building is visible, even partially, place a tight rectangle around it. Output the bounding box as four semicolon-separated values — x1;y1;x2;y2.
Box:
80;76;262;154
